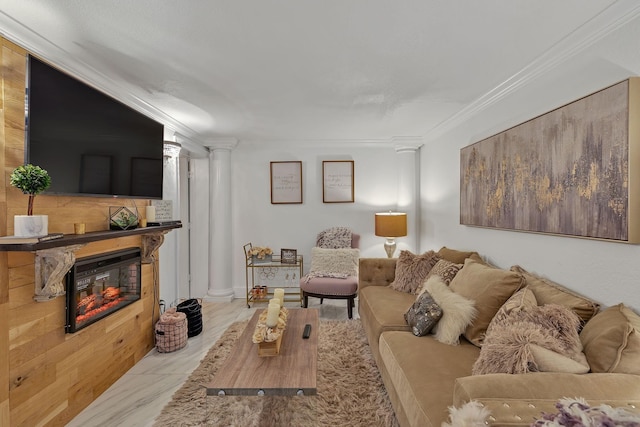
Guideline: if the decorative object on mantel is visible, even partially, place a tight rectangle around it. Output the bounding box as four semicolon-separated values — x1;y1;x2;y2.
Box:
461;78;640;242
252;305;289;356
9;163;52;237
109;206;139;230
375;211;407;258
246;245;273;264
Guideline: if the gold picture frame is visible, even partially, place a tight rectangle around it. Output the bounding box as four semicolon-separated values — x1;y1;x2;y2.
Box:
460;78;640;242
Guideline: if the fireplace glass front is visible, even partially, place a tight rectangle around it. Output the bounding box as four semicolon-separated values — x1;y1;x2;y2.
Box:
66;247;142;333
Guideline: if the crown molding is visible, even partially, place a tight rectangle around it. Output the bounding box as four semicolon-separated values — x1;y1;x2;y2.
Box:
424;0;640;143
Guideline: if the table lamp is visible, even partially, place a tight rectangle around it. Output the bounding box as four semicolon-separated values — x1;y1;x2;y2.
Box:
375;212;407;258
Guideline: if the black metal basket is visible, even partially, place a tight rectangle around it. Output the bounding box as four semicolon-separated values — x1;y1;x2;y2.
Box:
176;298;203;337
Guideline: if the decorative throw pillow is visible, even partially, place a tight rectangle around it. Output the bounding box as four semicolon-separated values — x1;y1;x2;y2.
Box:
580;303;640;375
389;250;440;294
472;304;586;375
528;345;590;374
449;258;524;346
510;265;600;324
489;287;538;327
416;259;463;294
316;227;353;248
425;276;477;345
308;247;359;279
404;291;443;336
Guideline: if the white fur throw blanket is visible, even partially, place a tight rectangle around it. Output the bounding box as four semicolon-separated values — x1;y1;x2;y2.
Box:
316;227;352;248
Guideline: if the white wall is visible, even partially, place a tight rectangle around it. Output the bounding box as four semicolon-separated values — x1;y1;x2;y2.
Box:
230;141;407;297
420;17;640;312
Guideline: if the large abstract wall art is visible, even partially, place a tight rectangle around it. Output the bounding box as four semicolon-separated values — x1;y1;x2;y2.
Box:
460;78;640;242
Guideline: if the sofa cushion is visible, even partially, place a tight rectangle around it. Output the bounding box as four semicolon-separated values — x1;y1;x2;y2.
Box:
437;246;479;264
510;265;600;324
449;258;524;346
580;303;640;374
389;250;440;294
357;285;414;362
426;276;477;346
379;331;480;427
301;275;358;296
453;372;640;425
404;291;442;336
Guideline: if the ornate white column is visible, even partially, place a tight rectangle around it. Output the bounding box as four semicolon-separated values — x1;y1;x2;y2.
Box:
204;138;238;302
158;141;182;305
392;137;423;253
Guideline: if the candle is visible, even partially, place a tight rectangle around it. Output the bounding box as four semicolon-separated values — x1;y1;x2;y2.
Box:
266;304;280;328
269;298;280;307
146;205;156;221
274;288;285;307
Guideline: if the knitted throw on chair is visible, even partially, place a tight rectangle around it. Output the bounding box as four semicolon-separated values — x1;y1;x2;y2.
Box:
316;227;352;248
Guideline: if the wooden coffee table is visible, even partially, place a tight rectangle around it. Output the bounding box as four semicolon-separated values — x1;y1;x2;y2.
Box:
205;308;319;396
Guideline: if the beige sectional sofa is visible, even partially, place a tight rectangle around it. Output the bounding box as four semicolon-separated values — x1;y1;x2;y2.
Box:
358;248;640;427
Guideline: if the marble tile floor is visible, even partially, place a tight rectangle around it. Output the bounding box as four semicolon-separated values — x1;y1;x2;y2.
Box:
66;297;358;427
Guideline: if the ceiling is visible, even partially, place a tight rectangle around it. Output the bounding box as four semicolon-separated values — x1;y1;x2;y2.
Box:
1;1;638;149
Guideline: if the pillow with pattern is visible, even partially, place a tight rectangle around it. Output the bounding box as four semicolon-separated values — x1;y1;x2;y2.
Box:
416;259;463;294
404;291;443;336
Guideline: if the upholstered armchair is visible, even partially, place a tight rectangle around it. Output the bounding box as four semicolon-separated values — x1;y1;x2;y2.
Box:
300;231;360;319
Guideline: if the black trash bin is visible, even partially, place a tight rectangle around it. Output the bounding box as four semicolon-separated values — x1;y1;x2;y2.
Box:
176;298;203;337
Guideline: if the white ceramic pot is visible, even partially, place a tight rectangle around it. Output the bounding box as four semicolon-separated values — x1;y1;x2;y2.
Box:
14;215;48;237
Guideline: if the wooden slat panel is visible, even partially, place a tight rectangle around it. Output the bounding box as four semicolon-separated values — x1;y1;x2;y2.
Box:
2;36;160;426
1;38;11;427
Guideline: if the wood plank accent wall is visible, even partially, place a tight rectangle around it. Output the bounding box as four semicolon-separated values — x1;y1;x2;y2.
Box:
1;38;160;426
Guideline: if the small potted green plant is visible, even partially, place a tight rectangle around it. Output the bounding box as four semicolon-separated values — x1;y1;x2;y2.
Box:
10;164;52;237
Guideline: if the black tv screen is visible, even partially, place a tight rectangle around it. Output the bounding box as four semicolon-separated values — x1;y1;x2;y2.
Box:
26;55;164;199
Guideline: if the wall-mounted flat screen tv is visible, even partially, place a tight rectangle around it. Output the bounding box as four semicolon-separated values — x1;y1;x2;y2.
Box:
26;55;164;199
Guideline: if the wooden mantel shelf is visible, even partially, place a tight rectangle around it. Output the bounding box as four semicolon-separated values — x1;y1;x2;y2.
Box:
0;223;182;301
0;223;182;252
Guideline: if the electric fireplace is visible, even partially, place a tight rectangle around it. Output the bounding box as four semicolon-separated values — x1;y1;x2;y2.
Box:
66;247;142;333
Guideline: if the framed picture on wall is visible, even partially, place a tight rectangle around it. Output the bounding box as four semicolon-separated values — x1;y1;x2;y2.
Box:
322;160;354;203
270;161;303;204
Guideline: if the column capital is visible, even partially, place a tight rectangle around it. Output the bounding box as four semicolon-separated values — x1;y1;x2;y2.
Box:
392;136;423;153
204;137;239;151
163;141;182;158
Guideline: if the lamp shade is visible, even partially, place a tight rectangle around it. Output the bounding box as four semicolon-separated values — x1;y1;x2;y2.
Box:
375;212;407;237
